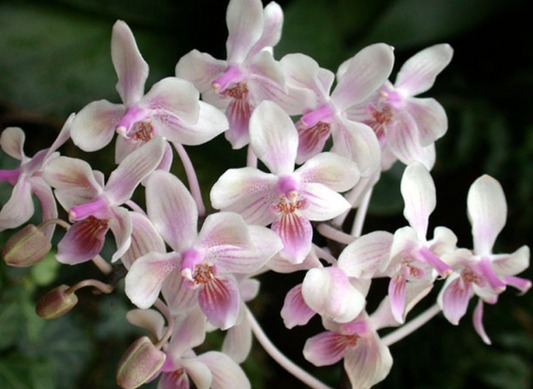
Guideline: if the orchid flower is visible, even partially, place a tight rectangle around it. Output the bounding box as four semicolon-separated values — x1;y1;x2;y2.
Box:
303;314;393;389
279;43;394;175
70;20;227;163
0;115;73;238
176;0;293;149
125;170;282;330
42;136;165;264
438;175;530;344
347;44;453;170
211;101;360;263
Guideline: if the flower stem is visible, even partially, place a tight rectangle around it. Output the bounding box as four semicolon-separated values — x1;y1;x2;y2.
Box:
154;299;174;349
38;218;71;231
350;187;373;238
173;142;206;216
381;304;441;346
317;224;355;245
246;306;334;389
68;279;114;294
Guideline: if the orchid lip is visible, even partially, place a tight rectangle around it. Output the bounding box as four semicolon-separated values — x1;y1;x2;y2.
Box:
0;168;21;186
300;104;334;127
69;197;109;221
116;105;151;136
212;65;243;92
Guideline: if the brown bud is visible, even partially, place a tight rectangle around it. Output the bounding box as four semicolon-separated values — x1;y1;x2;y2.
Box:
36;285;78;320
116;336;166;389
2;224;52;267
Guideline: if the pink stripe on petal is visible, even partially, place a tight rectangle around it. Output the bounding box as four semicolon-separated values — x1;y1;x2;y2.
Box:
271;213;313;264
389;273;407;323
439;275;473;325
56;217;109;265
198;276;240;330
473;299;491;345
225;98;253;150
296;121;331;164
159;371;190;389
303;331;349;367
281;284;316;329
476;258;506;293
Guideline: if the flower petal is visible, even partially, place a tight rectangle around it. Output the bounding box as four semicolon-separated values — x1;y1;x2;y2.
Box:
271;213;313;264
303;331;348;366
28;177;58;239
401;162;436;240
248;1;283;57
222;314;252;363
224;98;253;150
121;211;166;269
300;183;351;221
225;0;264;63
389;273;407;323
56;217;109;265
176;50;227;93
146;170;198;253
338;231;394;279
105;136;166;205
296;152;360;192
395;43;453;96
194;351;251;389
161;270;199;316
126;309;165;339
210;167;277;225
281;284;316;329
198;275;240;330
0;179;34;231
112;20;149;105
43;156;102;195
332;43;395;110
406;97;447;147
467;175;507;256
180;359;212;389
438;273;473;325
109;207;133;262
302;267;365;323
158;371;190;389
70;100;124;152
491;246;530;277
125;252;180;309
197;212;253;252
168;306;207;358
473;299;491;345
343;332;393;389
0;127;25;160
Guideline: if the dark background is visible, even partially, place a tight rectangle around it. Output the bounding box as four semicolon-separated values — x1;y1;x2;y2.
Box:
0;0;532;388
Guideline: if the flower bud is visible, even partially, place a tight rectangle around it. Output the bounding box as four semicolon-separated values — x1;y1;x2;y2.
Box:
116;336;166;389
1;224;52;267
36;284;78;320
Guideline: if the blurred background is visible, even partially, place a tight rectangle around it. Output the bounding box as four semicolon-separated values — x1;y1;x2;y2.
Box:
0;0;532;388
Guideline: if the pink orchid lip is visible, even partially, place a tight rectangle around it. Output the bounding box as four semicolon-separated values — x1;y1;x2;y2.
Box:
477;258;506;292
180;248;208;281
0;168;21;186
340;320;369;336
69;197;109;221
116;105;151;137
300;104;334;128
212;65;244;92
414;247;452;277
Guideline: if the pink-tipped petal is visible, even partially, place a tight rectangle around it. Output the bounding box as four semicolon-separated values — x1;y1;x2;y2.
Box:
302;267;365;323
503;276;531;295
438;274;473;325
401;162;436;240
467;175;507;256
296;152;360;192
395;44;453;96
195;351;251;389
281;284;316;329
176;50;227;93
303;331;349;366
109;207;133;262
126;309;165;339
271;213;313;264
0;127;25;160
70;100;124;152
389;274;407;323
332;43;395;110
473;299;491;345
406;98;448;147
125;252;180;309
343;332;393;389
222;315;252;363
168;306;207;358
105;136;165;205
111;21;149;105
249;101;298;175
198;276;240;330
121;212;166;269
0;179;34;231
299;183;352;221
56;216;109;265
210;167;277;225
248;1;283;57
338;231;394;279
146;170;198;253
226;0;264;63
476;258;506;293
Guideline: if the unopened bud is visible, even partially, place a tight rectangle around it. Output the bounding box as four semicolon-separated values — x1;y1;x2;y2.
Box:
116;336;166;389
2;224;52;267
36;285;78;320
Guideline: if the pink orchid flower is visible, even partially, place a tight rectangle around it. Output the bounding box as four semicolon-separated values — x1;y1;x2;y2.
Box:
42;136;165;265
347;44;453;170
125;170;282;330
438;175;530;344
279;43;394;175
176;0;291;149
0;115;73;238
210;101;361;263
303;314;393;389
70;20;227;162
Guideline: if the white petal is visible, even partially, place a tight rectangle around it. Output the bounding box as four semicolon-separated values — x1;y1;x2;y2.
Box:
109;206;133;262
467;175;507;256
491;246;530;277
296;152;360;192
401;162;436;240
121;211;166;269
395;44;453;96
248;1;283;57
195;351;251;389
197;212;252;253
168;306;207;358
249;101;298;175
28;177;58;239
1;127;25;160
226;0;264;63
126;309;165;339
300;183;351;221
406;97;448;147
222;315;252;363
42;156;102;197
175;50;227;93
0;179;33;231
146;170;198;253
112;20;149;105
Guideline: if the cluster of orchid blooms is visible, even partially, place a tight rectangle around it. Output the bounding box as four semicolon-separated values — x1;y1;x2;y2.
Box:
0;0;530;388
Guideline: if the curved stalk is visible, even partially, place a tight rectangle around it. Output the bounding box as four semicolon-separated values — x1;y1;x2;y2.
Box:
381;304;441;346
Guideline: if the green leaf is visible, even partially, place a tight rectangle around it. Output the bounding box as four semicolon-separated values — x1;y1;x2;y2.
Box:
0;354;56;389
